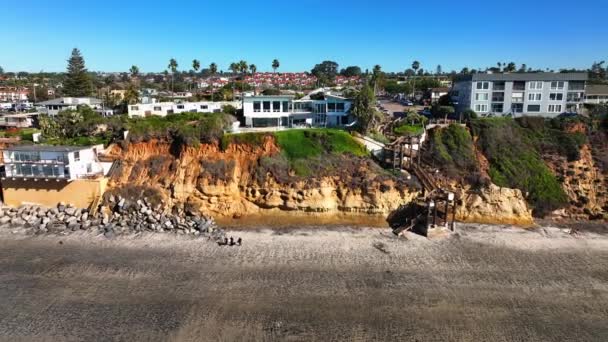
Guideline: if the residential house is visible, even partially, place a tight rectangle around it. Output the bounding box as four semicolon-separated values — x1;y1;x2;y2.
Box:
37;97;104;116
0;87;29;102
1;145;113;208
242;89;352;128
429;87;449;103
584;84;608;104
128;101;241;118
0;112;40;129
450;73;587;117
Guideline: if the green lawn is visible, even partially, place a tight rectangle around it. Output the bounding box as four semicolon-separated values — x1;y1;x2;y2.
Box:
273;129;367;161
394;123;424;136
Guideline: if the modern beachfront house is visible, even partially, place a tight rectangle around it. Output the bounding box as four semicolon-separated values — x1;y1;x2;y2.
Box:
0;145;113;208
127;101;241;118
242;90;352;128
37;97;104;116
450;72;588;117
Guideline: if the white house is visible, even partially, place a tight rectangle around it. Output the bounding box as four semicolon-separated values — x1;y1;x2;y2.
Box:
2;145;110;181
242;91;353;128
430;87;449;103
37;97;104;116
128;101;241;118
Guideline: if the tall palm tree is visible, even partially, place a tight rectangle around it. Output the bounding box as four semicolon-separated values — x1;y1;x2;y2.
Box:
168;58;178;94
209;63;217;101
272;59;280;73
129;65;139;79
238;60;248;75
249;64;257;95
192;59;200;73
411;60;420;100
372;64;382;94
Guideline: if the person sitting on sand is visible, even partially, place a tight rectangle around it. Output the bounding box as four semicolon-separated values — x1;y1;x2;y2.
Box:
229;237;234;246
237;237;242;246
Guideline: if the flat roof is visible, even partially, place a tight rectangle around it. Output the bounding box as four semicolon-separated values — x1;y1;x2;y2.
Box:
5;145;93;152
455;72;588;82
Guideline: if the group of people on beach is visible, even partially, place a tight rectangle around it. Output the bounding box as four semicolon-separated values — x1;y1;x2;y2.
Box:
218;236;241;247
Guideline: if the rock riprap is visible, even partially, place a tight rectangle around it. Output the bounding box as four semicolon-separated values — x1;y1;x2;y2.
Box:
0;198;224;240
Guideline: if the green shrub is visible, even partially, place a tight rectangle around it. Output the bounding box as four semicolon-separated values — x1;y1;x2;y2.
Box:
428;124;478;177
394;123;424;136
471;118;568;215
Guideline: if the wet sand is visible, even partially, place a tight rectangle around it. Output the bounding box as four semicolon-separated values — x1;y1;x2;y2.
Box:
0;224;607;341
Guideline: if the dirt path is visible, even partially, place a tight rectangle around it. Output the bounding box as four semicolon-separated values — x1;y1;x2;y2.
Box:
0;224;607;341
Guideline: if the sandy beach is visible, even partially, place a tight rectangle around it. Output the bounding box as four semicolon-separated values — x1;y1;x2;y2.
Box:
0;223;607;341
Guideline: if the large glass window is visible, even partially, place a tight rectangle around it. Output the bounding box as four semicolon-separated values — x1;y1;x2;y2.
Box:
527;105;541;112
328;103;337;112
549;93;564;101
253;101;261;112
475;93;489;101
336;103;345;112
476;82;489;90
529;81;543;90
528;93;542;101
548;104;562;113
474;104;488;112
550;81;565;90
263;101;270;112
272;101;281;112
282;101;289;112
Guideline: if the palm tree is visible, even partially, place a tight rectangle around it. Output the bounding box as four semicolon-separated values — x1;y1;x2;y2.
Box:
411;61;420;100
209;63;218;101
249;64;257;95
192;59;200;73
129;65;139;79
372;65;382;94
272;59;280;73
168;58;178;94
238;60;248;75
229;62;238;75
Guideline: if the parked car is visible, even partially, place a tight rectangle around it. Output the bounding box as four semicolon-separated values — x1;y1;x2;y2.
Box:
402;100;414;106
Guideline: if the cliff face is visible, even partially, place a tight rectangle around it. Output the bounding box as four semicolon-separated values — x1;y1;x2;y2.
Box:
105;137;418;218
546;144;608;220
455;184;534;225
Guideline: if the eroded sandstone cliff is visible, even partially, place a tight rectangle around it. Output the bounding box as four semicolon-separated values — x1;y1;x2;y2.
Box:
105;137;419;218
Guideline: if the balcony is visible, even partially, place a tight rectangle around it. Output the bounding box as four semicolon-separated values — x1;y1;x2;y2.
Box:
5;159;67;165
1;171;69;180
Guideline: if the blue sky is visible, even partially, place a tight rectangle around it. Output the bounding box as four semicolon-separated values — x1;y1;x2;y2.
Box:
2;0;607;73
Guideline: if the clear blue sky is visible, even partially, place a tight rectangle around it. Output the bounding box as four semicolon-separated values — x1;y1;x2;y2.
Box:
2;0;607;73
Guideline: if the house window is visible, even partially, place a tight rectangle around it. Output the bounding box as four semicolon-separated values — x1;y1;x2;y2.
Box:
476;82;489;90
263;101;271;112
550;81;565;90
528;93;542;101
336;102;345;112
548;104;562;113
282;101;289;112
131;106;139;110
328;103;337;112
491;103;504;113
549;93;564;101
74;151;80;162
153;106;161;111
200;105;208;110
475;93;489;101
527;105;541;112
253;101;261;112
529;81;543;90
176;105;185;109
272;101;280;112
474;104;488;112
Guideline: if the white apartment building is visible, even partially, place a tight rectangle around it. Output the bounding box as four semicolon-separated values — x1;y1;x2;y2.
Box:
242;91;352;128
127;101;241;118
451;73;588;117
2;145;110;181
37;97;104;116
0;87;29;102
